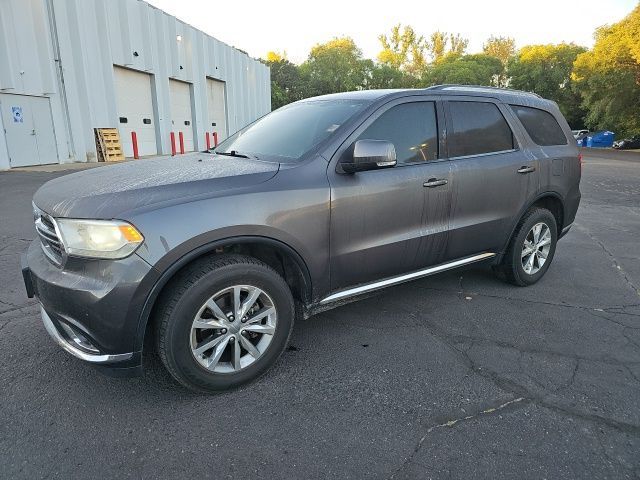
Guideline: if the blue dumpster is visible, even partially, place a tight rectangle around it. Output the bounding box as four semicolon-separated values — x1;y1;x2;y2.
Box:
586;131;615;148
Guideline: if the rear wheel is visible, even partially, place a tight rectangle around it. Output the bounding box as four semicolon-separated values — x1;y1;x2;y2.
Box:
497;208;558;286
155;254;294;392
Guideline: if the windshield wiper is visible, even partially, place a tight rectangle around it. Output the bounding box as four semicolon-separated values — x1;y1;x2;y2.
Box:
212;150;251;159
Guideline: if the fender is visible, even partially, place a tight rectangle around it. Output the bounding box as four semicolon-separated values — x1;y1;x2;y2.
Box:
499;190;565;256
131;235;312;353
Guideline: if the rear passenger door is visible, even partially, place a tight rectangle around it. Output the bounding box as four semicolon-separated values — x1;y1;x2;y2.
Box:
444;98;538;259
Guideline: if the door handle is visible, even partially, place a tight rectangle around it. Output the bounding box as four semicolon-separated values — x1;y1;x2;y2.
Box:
423;178;448;187
517;166;535;174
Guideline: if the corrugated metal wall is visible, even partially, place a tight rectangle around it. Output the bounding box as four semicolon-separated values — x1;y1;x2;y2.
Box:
0;0;271;169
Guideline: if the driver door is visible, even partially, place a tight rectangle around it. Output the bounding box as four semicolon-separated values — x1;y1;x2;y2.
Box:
327;98;453;292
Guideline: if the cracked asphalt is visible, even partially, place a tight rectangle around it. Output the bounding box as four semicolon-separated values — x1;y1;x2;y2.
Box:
1;150;639;479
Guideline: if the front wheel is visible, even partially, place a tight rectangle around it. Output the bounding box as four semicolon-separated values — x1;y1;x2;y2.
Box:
497;208;558;286
155;254;295;392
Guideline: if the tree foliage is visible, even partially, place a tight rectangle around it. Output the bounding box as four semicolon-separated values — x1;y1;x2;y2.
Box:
573;4;640;136
377;24;427;75
507;43;587;127
483;36;516;65
483;36;515;86
262;56;307;109
265;51;287;63
427;31;469;63
363;61;418;89
262;7;639;134
422;54;503;87
299;37;368;96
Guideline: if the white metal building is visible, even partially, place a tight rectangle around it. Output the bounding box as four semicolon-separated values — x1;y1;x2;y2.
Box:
0;0;271;170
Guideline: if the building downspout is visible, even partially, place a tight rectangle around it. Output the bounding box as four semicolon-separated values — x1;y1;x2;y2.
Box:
45;0;75;161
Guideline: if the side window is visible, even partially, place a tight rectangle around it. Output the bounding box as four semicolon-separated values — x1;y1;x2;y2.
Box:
510;105;568;146
448;101;514;158
357;102;438;164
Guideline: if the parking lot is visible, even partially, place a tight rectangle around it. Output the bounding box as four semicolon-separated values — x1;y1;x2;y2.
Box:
1;150;639;479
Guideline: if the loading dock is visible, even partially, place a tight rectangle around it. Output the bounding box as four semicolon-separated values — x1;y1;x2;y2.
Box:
0;0;271;170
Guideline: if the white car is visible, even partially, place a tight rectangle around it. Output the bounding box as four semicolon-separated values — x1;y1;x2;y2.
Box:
572;129;589;139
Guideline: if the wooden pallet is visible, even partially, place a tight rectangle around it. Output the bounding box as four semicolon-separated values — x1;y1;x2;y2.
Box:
95;128;125;162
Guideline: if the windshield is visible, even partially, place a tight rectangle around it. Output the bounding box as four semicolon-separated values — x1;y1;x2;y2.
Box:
214;99;369;161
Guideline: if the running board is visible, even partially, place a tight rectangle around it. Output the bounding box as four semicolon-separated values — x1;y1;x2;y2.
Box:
319;252;496;305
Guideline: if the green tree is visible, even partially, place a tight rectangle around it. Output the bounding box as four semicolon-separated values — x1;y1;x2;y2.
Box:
448;34;469;57
508;43;587;127
377;24;427;75
262;55;307;109
299;37;368;96
573;4;640;136
483;36;516;86
427;31;469;63
265;51;287;63
363;61;418;89
483;36;516;64
422;54;503;86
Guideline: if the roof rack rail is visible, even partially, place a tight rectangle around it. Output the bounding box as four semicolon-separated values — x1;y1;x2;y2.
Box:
425;84;542;99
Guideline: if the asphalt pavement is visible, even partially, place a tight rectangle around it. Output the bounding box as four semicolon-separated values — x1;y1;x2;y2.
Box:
1;150;639;479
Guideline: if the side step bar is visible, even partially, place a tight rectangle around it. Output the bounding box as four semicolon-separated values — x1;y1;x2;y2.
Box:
319;252;496;305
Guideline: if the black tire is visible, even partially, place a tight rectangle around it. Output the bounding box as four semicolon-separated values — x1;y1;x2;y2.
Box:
155;254;294;392
497;207;558;286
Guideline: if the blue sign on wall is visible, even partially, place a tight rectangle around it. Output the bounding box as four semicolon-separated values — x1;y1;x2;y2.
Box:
11;106;23;123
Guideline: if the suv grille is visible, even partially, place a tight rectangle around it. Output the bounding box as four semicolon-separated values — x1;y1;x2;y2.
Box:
34;207;65;266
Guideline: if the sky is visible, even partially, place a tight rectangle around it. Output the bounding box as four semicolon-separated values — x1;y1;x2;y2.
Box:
146;0;637;63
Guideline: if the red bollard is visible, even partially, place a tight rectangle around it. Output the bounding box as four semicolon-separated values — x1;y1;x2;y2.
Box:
179;132;185;154
131;131;139;159
170;132;176;156
205;132;211;150
213;132;218;147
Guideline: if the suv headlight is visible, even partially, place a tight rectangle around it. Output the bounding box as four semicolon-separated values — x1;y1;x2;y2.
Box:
56;219;144;259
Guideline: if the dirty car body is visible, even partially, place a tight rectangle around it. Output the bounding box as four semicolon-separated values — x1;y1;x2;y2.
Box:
23;86;581;390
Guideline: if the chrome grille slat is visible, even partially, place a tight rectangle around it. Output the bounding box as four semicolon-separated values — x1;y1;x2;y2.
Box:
41;216;55;230
35;225;60;244
33;206;65;267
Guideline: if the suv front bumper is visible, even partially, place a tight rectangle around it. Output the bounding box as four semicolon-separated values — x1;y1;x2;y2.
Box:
22;240;157;376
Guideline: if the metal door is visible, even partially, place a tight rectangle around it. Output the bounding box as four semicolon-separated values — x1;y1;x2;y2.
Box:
206;78;227;142
169;79;195;152
0;94;57;167
114;67;158;157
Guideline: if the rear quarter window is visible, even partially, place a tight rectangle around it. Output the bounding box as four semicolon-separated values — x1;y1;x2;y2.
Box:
510;105;568;146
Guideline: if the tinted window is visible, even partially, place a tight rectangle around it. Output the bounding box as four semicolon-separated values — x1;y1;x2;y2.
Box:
448;101;514;158
357;102;438;164
215;99;369;161
510;105;568;146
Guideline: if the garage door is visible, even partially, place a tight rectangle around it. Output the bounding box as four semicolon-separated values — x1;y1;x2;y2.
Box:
206;78;227;144
169;79;194;152
114;66;157;157
0;94;58;167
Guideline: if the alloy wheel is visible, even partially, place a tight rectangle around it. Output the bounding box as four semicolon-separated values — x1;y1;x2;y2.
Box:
521;222;552;275
190;285;277;373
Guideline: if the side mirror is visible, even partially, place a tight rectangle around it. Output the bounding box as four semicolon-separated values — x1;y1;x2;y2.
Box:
340;139;397;174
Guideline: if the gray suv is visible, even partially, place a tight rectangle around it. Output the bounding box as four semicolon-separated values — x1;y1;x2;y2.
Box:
22;86;581;391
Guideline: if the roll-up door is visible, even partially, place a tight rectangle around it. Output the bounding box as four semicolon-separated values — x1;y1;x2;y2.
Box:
169;79;195;152
206;78;227;143
113;66;157;157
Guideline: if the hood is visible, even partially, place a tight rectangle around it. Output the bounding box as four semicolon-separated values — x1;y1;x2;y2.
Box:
34;152;279;219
